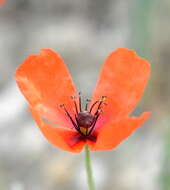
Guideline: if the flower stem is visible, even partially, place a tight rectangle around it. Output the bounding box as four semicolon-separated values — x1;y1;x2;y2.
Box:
84;144;95;190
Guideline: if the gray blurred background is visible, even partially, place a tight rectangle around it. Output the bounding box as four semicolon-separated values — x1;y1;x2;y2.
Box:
0;0;169;189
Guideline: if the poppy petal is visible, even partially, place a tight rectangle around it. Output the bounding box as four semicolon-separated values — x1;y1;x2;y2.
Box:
88;112;150;151
90;48;150;123
15;49;77;128
30;107;85;153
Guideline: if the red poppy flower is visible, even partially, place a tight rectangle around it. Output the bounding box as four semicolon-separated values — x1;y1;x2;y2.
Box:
15;48;150;153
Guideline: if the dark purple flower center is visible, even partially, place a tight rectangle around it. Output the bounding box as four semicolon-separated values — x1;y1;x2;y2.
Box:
60;93;107;140
77;111;95;128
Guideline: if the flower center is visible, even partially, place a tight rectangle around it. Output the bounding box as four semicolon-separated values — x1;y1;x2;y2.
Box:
77;111;95;135
60;93;107;139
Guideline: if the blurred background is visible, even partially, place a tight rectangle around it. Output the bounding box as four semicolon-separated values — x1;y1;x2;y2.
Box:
0;0;169;189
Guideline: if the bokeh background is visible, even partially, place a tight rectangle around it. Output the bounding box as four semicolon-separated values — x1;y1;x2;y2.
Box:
0;0;169;189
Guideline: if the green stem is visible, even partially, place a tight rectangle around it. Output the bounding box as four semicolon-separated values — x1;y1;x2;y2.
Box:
84;144;95;190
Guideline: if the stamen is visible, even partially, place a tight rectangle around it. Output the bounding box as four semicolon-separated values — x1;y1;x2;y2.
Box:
70;96;79;115
88;114;100;135
89;100;99;113
79;92;82;112
94;96;107;115
85;99;91;111
60;104;78;129
101;96;107;101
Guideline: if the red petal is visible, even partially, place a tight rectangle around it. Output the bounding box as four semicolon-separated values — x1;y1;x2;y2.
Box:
15;49;77;128
90;48;150;123
30;107;85;153
88;112;150;151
